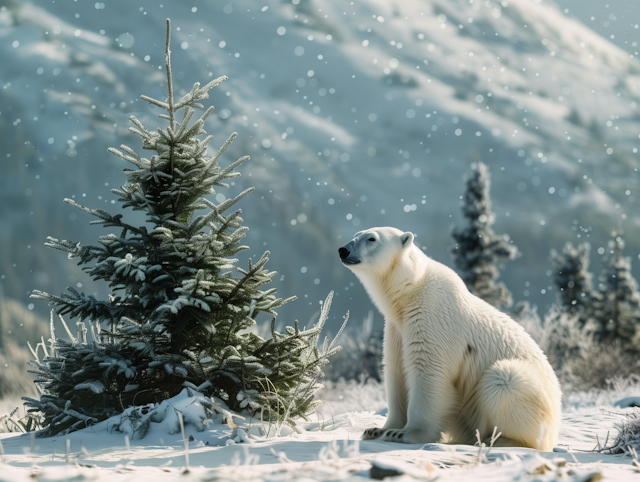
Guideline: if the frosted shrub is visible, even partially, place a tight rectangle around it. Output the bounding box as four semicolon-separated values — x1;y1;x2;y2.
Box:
323;311;382;382
602;408;640;455
517;304;640;390
562;342;640;391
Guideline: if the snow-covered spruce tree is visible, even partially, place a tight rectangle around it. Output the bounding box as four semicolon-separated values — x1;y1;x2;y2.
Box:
549;242;594;325
451;162;518;310
590;231;640;349
25;19;344;436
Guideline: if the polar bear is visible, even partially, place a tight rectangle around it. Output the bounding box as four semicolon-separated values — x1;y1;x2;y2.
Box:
339;227;561;450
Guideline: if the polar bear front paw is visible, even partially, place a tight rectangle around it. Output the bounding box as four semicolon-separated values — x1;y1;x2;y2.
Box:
377;429;432;444
378;429;408;442
362;427;385;440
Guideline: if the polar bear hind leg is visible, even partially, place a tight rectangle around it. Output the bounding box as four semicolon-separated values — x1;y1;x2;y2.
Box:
465;359;558;451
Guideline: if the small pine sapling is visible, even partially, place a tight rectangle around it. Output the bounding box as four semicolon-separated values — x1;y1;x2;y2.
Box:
25;19;345;436
451;162;519;310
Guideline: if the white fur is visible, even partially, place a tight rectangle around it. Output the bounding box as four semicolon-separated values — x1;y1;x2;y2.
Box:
340;227;561;450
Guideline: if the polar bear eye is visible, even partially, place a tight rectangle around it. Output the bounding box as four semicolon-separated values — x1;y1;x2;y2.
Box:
368;237;375;242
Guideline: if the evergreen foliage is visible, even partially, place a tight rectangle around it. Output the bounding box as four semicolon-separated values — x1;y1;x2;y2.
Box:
451;162;519;309
549;242;594;324
25;19;345;436
590;231;640;348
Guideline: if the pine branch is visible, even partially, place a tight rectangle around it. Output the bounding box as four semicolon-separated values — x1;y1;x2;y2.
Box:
140;95;170;111
63;199;150;239
225;252;270;304
30;288;132;323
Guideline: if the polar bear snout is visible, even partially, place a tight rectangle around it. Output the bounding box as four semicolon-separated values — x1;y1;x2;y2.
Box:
339;243;360;265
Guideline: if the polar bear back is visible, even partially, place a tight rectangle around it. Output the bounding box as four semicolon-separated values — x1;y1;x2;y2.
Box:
417;253;551;369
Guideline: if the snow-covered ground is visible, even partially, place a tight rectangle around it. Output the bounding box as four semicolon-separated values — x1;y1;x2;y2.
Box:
1;380;639;481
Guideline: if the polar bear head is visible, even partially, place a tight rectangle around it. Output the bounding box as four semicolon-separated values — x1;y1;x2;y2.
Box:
339;226;414;275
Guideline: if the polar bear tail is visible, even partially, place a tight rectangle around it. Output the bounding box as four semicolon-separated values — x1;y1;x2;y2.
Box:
472;359;559;451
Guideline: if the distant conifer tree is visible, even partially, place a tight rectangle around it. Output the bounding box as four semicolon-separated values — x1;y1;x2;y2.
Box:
549;242;594;324
451;162;518;309
590;231;640;348
25;19;345;436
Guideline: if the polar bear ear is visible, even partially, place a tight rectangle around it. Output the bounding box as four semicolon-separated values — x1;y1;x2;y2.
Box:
400;232;414;248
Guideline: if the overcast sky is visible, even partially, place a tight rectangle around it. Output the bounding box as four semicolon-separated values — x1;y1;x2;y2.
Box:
554;0;640;55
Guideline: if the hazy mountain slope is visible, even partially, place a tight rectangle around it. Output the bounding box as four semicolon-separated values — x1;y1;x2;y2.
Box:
1;0;639;329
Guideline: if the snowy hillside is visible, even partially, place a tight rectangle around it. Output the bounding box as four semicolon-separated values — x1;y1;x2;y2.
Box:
1;0;640;328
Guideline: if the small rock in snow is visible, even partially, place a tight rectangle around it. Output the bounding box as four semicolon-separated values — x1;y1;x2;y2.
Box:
613;396;640;408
